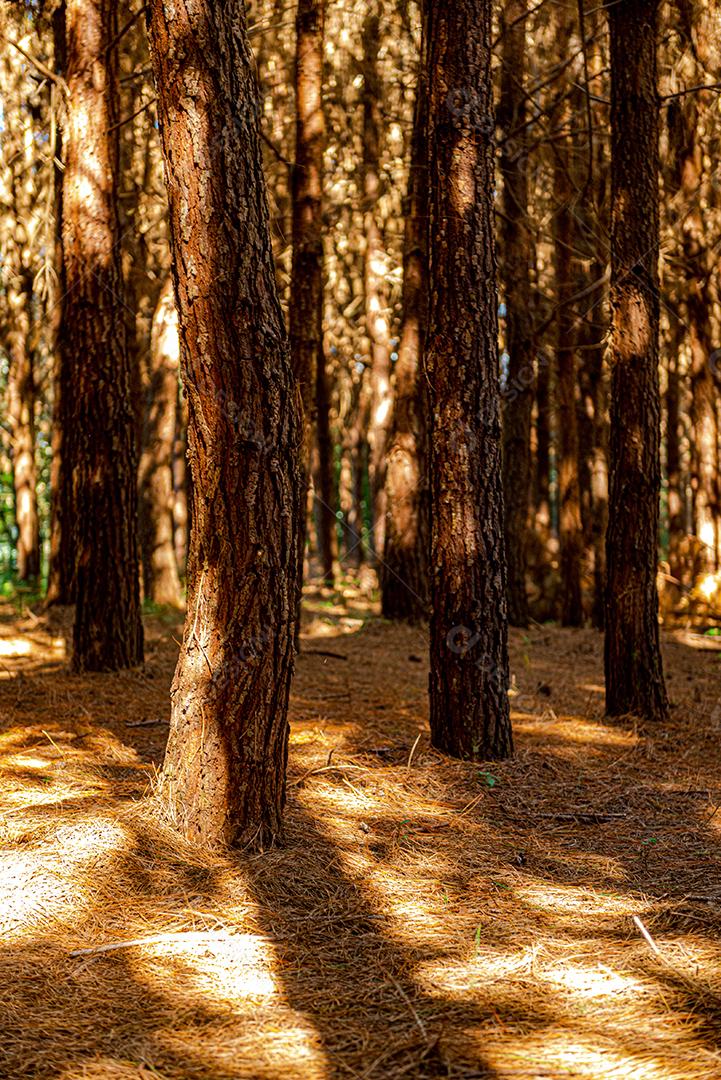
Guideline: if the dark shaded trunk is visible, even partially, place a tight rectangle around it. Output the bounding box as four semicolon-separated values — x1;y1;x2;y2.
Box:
138;278;182;607
314;344;336;583
290;0;335;586
498;0;533;628
425;0;512;760
148;0;303;848
362;9;392;562
63;0;143;671
381;17;429;623
6;290;39;582
604;0;668;721
552;13;583;627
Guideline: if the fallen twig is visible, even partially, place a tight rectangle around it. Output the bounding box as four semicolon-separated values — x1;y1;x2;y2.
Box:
70;930;231;958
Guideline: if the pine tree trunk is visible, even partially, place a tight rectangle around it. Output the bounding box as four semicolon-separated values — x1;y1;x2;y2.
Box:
425;0;512;761
381;16;429;623
173;383;189;576
552;13;583;627
47;1;75;605
604;0;668;721
63;0;143;670
314;343;337;584
7;274;40;582
138;278;182;607
499;0;533;628
362;9;392;563
148;0;303;848
290;0;336;585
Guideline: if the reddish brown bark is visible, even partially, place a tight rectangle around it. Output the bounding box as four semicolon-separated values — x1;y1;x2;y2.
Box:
63;0;143;670
138;278;182;607
362;9;392;562
381;19;429;623
604;0;668;720
499;0;533;628
425;0;512;760
148;0;303;848
290;0;336;585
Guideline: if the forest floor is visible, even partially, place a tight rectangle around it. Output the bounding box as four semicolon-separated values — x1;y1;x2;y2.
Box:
1;586;721;1080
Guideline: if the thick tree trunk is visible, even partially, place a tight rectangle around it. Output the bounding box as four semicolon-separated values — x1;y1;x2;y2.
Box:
362;10;392;562
148;0;303;848
604;0;668;721
499;0;533;628
138;278;182;607
62;0;143;670
381;21;429;623
290;0;336;585
425;0;512;760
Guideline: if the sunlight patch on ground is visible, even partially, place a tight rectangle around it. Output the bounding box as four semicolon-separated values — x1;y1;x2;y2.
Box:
130;931;279;1008
513;715;638;747
486;1031;699;1080
514;881;649;917
0;637;32;658
0;816;128;941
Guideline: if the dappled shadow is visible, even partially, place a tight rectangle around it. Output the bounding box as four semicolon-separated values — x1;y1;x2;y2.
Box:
0;601;721;1076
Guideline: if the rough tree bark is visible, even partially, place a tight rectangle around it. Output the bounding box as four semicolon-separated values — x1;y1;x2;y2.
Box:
290;0;336;585
362;9;392;562
425;0;513;760
147;0;303;848
604;0;668;720
498;0;533;628
381;16;429;623
138;278;183;607
6;275;40;582
63;0;143;670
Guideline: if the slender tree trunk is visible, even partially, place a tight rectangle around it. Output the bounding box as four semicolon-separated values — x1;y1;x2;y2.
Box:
173;382;189;576
552;14;583;626
314;343;337;583
47;1;76;605
666;321;684;580
604;0;668;721
138;278;182;607
290;0;335;585
362;9;392;562
148;0;303;848
425;0;512;760
534;347;552;537
62;0;143;671
7;272;40;582
381;18;429;623
499;0;533;628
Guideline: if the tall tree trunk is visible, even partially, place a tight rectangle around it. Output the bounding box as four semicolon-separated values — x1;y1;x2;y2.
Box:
499;0;533;628
47;0;76;605
425;0;512;760
62;0;143;670
362;9;392;563
552;13;584;626
148;0;303;848
7;275;40;581
290;0;336;585
173;382;189;576
314;341;337;583
138;278;182;607
604;0;668;721
381;19;429;623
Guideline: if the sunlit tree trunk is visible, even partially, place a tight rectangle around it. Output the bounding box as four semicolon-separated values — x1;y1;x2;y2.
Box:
381;16;429;623
362;9;392;562
425;0;512;760
148;0;303;848
63;0;143;670
138;278;182;607
499;0;533;628
6;273;40;582
604;0;668;720
46;0;74;605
